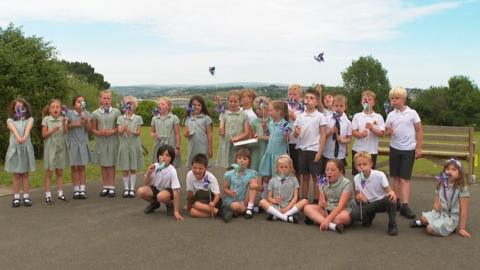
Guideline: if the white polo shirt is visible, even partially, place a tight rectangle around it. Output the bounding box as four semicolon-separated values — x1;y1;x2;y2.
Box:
352;111;385;154
288;106;304;145
385;106;421;151
186;171;221;195
150;164;181;190
294;110;327;151
353;169;389;202
323;113;352;159
242;108;257;125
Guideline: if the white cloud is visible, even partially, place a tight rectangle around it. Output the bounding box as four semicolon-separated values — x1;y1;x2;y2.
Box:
0;0;468;86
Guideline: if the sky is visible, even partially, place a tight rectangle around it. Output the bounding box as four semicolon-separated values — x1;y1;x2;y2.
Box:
0;0;479;88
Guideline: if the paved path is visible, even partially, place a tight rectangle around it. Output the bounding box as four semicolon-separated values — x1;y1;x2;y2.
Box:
1;166;478;270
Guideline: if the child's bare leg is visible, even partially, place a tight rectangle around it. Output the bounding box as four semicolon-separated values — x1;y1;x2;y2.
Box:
12;173;20;195
304;204;327;224
311;174;319;201
400;178;410;204
261;176;270;198
230;201;246;214
394;177;402;203
108;166;116;188
157;190;172;205
137;186;153;202
301;174;309;200
101;167;108;187
332;210;352;225
21;173;30;195
190;207;211;218
426;225;436;235
79;166;86;186
193;201;218;216
55;169;64;196
44;170;52;193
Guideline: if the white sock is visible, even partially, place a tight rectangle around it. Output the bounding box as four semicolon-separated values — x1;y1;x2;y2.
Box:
14;194;20;199
328;222;337;231
415;220;422;226
247;202;254;210
45;191;52;198
74;186;80;192
267;206;288;221
130;174;136;190
261;183;268;199
80;185;86;192
109;185;115;190
284;206;299;216
23;193;30;199
58;190;64;197
123;177;129;190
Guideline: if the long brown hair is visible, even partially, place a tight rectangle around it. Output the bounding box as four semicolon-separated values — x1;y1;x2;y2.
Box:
271;100;289;121
439;159;466;189
10;97;32;120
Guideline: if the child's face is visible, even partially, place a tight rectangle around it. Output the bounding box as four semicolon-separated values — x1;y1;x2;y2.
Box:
325;162;342;182
158;151;172;165
191;100;202;115
228;95;241;111
389;96;405;109
269;105;280;120
277;163;290;176
49;101;62;118
355;157;372;174
323;95;334;109
333;101;346;115
242;94;253;107
74;97;85;111
303;93;318;110
445;164;459;181
236;155;250;169
158;99;169;114
192;162;207;180
361;95;375;110
288;90;301;101
100;93;112;107
255;105;266;118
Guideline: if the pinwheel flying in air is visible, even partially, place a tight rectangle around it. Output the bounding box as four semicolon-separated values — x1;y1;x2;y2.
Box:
314;52;325;62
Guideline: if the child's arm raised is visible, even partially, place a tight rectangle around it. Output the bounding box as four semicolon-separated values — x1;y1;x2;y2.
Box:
172;189;184;221
458;197;471;238
62;117;69;134
143;164;155;186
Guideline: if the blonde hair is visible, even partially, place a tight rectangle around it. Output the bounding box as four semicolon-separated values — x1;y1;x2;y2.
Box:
99;89;112;97
271;100;289;121
42;99;62;118
361;90;376;100
354;151;372;164
123;95;138;109
276;154;294;175
288;84;303;96
241;88;256;100
333;94;348;106
389;86;407;100
228;90;242;101
158;97;172;112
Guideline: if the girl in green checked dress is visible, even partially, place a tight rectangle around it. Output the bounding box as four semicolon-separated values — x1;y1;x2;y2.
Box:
151;97;181;167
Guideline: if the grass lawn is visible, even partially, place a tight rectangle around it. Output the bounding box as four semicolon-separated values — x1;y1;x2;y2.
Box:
1;126;478;189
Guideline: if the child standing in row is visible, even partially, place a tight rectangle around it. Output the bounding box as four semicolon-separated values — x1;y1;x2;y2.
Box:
286;84;304;188
67;95;91;200
138;145;183;221
91;90;121;197
117;96;144;198
184;96;213;167
293;89;327;203
411;159;471;238
5;98;35;207
385;86;423;219
351;90;385;176
304;159;355;233
151;97;181;167
250;96;270;171
42;99;69;203
217;90;250;168
351;151;398;236
186;153;222;218
241;88;258;125
259;155;308;223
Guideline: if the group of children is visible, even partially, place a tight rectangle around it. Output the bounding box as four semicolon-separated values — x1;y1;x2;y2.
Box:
4;86;471;238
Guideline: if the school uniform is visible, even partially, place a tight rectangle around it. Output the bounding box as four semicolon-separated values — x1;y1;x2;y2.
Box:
216;110;248;168
294;110;326;176
321;113;352;174
42;115;69;170
5;117;36;173
223;168;257;206
258;119;289;177
186;171;222;208
148;164;181;200
67;110;91;166
385;106;421;180
288;105;304;172
242;108;257;126
151;113;182;167
321;176;355;213
185;113;212;167
250;117;269;171
91;107;121;167
268;175;299;209
116;114;144;171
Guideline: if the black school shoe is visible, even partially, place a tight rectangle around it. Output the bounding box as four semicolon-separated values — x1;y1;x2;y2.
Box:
244;208;253;219
144;201;160;214
410;220;426;228
100;188;109;197
45;197;53;204
304;216;314;225
400;204;416;219
222;206;233;223
73;191;80;200
58;195;69;202
166;203;174;216
335;224;344;234
79;191;87;199
12;198;21;208
388;223;398;236
23;198;32;207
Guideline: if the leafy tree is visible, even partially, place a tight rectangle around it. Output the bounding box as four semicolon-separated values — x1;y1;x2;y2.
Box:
60;60;110;89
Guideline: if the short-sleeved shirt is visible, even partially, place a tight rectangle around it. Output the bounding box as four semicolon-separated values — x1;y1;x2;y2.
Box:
67;110;91;144
385;106;421;150
268;175;299;208
242;108;257;125
117;114;143;144
294;110;327;151
149;164;181;191
186;171;221;195
91;106;121;131
351;111;385;154
435;185;469;216
323;113;352;159
151;113;180;142
224;168;257;201
288;103;304;145
322;176;354;212
353;169;389;202
223;110;248;138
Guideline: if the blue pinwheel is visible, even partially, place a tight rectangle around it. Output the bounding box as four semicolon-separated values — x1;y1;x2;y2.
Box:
314;52;325;62
383;101;393;115
287;99;304;112
152;107;160;117
121;101;133;113
359;171;367;189
209;66;215;76
435;172;450;188
215;103;225;114
317;175;328;187
203;175;211;189
61;105;68;117
15;106;26;119
279;121;292;137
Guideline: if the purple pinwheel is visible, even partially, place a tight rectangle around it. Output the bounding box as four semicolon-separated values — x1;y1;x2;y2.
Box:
435;172;450;188
314;52;325;62
279;121;292;136
215;103;225;114
152;107;160;117
61;105;68;117
280;174;287;184
383;101;392;115
121;101;133;113
332;112;341;122
209;66;215;76
203;175;211;189
317;175;328;187
15;106;26;119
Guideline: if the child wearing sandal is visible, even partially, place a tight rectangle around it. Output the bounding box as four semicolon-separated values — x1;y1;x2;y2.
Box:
117;96;144;198
351;151;398;236
259;155;308;223
67;95;91;200
5;98;35;207
151;97;181;167
410;159;471;238
91;89;121;197
42;99;70;204
186;153;222;218
303;159;355;233
137;145;184;221
222;148;260;222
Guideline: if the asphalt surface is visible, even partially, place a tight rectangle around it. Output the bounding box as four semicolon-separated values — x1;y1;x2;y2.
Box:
1;166;478;270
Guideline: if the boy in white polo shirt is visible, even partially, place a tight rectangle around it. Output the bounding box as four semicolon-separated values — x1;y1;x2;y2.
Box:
351;151;398;236
385;86;423;219
351;90;385;176
320;94;352;174
293;89;327;203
